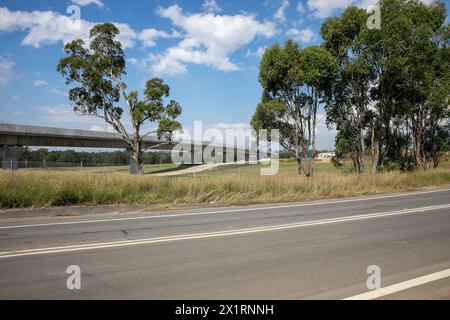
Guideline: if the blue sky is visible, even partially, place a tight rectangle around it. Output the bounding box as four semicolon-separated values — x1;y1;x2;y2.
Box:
0;0;447;149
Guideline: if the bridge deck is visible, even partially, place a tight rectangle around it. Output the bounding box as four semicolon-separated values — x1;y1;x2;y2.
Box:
0;123;172;149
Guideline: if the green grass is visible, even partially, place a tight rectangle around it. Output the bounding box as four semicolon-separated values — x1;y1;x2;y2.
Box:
196;160;341;177
1;160;449;209
114;163;191;174
23;163;187;175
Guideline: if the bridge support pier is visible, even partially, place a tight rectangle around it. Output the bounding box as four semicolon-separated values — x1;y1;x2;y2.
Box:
0;146;23;170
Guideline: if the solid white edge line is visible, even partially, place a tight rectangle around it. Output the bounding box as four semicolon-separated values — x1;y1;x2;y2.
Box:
0;203;449;259
343;269;450;300
1;188;449;230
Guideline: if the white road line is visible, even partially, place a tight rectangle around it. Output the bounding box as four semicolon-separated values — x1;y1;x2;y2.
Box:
343;269;450;300
1;203;449;259
1;188;449;230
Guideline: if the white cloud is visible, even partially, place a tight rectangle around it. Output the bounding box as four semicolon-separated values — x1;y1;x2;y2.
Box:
33;80;48;87
151;5;276;76
202;0;223;13
286;27;317;43
71;0;104;7
148;53;188;76
41;105;134;133
138;28;180;48
127;58;138;65
32;81;68;96
40;105;103;124
0;56;16;86
297;2;305;13
40;105;81;123
307;0;434;18
50;87;68;96
274;0;290;22
213;123;251;130
246;47;266;58
113;23;139;49
0;7;137;49
307;0;354;18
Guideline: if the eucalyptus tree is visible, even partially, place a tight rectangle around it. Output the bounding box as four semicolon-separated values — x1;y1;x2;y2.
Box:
321;6;375;174
323;0;449;173
251;92;283;161
301;46;339;176
362;0;412;171
361;0;449;171
398;0;449;169
57;23;182;175
255;40;338;177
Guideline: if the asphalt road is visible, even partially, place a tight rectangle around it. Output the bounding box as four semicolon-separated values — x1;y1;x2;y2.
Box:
0;187;449;299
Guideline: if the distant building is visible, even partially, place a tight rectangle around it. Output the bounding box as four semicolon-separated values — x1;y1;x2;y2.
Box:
317;152;336;159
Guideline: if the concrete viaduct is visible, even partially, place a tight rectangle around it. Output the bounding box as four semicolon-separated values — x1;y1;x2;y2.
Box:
0;123;250;173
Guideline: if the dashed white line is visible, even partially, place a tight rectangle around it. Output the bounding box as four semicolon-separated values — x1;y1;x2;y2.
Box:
343;269;450;300
1;203;449;259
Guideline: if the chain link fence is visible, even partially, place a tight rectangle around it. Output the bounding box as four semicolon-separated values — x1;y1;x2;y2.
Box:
1;160;129;172
0;160;302;178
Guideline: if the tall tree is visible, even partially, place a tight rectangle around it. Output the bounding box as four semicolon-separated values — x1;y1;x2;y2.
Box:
325;0;449;173
399;0;449;169
251;93;282;161
321;6;374;174
255;40;337;177
364;0;449;172
57;23;182;175
301;46;339;176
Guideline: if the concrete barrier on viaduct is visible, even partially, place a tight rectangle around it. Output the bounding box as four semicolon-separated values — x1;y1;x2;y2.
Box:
0;123;250;173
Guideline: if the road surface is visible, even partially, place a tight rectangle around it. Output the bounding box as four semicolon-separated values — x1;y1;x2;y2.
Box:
0;187;449;299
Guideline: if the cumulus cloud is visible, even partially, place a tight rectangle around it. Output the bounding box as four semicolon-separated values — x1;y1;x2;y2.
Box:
0;7;150;49
33;80;48;87
307;0;434;18
71;0;104;8
0;56;16;86
307;0;354;18
274;0;290;22
50;87;68;96
296;2;305;13
150;5;276;76
246;47;266;58
286;27;317;43
138;28;180;48
202;0;223;13
127;58;138;65
40;105;104;124
213;123;251;130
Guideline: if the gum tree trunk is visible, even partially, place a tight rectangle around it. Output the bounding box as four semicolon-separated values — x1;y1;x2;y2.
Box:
371;126;380;174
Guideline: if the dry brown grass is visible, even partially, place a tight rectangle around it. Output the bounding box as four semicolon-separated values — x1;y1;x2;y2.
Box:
1;167;449;209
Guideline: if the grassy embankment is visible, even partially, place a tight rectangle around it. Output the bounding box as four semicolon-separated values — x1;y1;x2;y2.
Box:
1;160;449;209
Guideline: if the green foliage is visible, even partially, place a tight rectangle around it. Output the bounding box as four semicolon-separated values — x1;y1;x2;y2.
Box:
18;148;173;165
323;0;449;172
57;23;125;119
57;23;182;174
253;0;449;175
254;40;338;176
